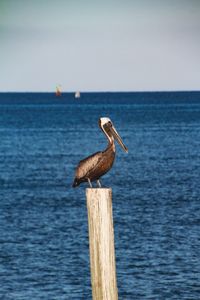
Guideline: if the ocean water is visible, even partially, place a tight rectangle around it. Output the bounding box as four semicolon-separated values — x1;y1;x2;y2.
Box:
0;91;200;299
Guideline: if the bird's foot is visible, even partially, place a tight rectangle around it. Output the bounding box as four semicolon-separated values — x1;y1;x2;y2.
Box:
87;178;93;188
97;179;102;188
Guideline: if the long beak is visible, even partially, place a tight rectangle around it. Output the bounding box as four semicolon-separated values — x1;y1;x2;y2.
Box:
110;125;128;153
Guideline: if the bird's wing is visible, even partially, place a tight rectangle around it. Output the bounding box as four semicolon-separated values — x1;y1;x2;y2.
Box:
75;151;103;179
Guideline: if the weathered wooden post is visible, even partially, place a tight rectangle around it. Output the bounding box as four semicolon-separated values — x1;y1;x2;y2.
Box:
86;188;118;300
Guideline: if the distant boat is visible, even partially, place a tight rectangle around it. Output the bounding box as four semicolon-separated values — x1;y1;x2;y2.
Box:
56;86;61;97
75;91;80;99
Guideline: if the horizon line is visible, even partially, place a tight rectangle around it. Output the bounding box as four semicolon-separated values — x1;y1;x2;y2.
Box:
0;90;200;93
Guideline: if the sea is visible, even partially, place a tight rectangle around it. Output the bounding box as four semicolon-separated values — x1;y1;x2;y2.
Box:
0;91;200;299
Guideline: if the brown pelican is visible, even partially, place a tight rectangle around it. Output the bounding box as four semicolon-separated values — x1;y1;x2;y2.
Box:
72;117;128;188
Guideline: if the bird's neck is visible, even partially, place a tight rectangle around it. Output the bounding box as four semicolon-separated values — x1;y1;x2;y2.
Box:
105;134;115;152
101;126;115;152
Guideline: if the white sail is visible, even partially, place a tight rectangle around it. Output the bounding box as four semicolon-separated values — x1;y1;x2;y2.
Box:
75;91;80;98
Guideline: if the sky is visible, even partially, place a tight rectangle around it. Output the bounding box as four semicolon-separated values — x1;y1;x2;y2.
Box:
0;0;200;92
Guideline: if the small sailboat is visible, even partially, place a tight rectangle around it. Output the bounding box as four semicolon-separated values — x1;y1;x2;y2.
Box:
75;91;80;99
56;85;61;97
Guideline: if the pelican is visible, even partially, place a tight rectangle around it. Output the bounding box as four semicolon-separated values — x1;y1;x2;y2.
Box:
72;117;128;188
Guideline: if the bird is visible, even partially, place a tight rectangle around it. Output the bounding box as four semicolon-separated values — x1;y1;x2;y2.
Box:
72;117;128;188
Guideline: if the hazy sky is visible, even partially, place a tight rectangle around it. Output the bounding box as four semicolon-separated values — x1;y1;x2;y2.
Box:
0;0;200;91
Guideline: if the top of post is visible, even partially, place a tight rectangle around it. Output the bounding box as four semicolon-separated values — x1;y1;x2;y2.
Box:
86;188;112;197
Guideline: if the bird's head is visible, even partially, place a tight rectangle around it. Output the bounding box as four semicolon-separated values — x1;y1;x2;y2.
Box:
99;117;128;153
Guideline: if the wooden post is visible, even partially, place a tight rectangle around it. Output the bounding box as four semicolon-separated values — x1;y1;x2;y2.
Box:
86;188;118;300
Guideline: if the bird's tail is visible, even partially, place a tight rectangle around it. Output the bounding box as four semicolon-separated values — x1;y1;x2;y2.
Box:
72;178;79;188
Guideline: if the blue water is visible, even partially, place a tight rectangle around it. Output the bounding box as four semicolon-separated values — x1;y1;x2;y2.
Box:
0;92;200;299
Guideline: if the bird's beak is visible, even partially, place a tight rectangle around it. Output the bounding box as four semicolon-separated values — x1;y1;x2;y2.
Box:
110;125;128;153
